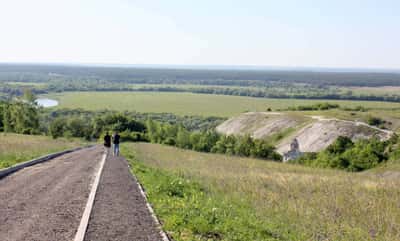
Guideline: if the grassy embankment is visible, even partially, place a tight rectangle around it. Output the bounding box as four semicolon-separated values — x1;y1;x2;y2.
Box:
45;91;400;118
122;142;400;241
0;133;85;169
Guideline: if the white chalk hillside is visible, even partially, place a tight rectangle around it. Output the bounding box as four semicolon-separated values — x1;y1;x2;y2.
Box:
216;112;393;154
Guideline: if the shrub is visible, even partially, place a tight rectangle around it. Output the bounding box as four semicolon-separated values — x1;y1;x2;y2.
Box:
367;116;385;127
292;136;391;171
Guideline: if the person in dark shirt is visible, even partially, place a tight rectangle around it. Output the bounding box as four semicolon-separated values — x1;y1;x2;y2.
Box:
112;131;121;156
104;132;111;151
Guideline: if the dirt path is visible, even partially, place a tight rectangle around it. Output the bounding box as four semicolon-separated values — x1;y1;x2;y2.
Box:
0;146;103;241
310;115;394;135
84;154;164;241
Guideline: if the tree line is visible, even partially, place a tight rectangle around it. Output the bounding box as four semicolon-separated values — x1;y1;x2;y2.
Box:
48;115;282;161
145;119;282;161
2;64;400;87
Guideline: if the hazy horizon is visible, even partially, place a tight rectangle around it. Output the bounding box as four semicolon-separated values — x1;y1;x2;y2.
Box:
1;62;400;74
1;0;399;69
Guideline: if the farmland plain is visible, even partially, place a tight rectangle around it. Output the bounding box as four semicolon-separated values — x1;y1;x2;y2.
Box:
45;91;400;117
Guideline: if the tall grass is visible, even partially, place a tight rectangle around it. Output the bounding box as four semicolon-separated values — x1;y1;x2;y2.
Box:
124;142;400;241
0;133;85;169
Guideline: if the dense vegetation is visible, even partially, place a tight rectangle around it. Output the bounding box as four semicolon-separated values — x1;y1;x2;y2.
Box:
45;111;223;141
48;114;282;161
1;64;400;87
292;135;400;171
146;120;281;161
0;94;39;134
286;102;340;111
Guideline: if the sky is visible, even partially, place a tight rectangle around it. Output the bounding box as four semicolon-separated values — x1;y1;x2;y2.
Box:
0;0;399;69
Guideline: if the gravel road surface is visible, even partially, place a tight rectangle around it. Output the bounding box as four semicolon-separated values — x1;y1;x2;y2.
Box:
0;146;103;241
84;154;164;241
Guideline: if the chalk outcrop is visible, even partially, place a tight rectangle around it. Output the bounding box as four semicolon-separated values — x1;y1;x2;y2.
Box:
216;112;305;139
217;112;393;156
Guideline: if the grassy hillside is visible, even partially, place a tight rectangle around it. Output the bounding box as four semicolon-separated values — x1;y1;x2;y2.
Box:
0;133;86;169
123;142;400;241
46;91;400;117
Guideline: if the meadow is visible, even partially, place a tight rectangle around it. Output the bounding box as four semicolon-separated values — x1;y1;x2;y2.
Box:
346;86;400;95
0;133;85;169
46;91;400;117
123;142;400;241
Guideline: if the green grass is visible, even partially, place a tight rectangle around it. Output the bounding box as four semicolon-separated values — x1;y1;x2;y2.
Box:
123;142;400;241
46;91;400;117
0;133;86;169
345;86;400;95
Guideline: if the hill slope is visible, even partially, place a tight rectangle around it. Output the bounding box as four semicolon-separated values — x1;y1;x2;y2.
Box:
123;142;400;241
216;112;393;153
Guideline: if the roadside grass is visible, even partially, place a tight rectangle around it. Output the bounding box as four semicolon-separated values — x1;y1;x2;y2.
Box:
122;142;400;241
45;91;400;117
0;133;85;169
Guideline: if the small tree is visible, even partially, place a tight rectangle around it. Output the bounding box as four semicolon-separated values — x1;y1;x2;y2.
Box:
326;136;354;154
176;125;191;149
23;89;36;104
50;118;67;139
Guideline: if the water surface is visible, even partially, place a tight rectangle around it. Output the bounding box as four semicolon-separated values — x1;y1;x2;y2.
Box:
36;98;59;108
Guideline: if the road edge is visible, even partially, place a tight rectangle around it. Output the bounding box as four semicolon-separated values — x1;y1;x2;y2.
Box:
0;145;94;179
125;158;172;241
73;149;107;241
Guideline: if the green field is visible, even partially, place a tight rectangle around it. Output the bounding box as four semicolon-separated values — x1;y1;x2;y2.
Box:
0;133;86;169
123;142;400;241
46;91;400;117
4;81;47;87
346;86;400;95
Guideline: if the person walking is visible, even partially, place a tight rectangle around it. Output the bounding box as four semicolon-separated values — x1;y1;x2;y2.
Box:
112;131;121;156
104;132;111;152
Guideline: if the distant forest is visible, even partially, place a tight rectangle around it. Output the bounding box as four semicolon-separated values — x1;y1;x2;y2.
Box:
1;64;400;87
2;64;400;102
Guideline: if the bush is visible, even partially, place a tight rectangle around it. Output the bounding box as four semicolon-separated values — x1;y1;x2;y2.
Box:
49;118;67;139
288;102;340;111
292;136;391;171
119;131;147;142
367;116;385;127
146;120;282;161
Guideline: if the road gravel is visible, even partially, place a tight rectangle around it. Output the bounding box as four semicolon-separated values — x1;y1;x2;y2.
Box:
0;146;103;241
84;154;164;241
